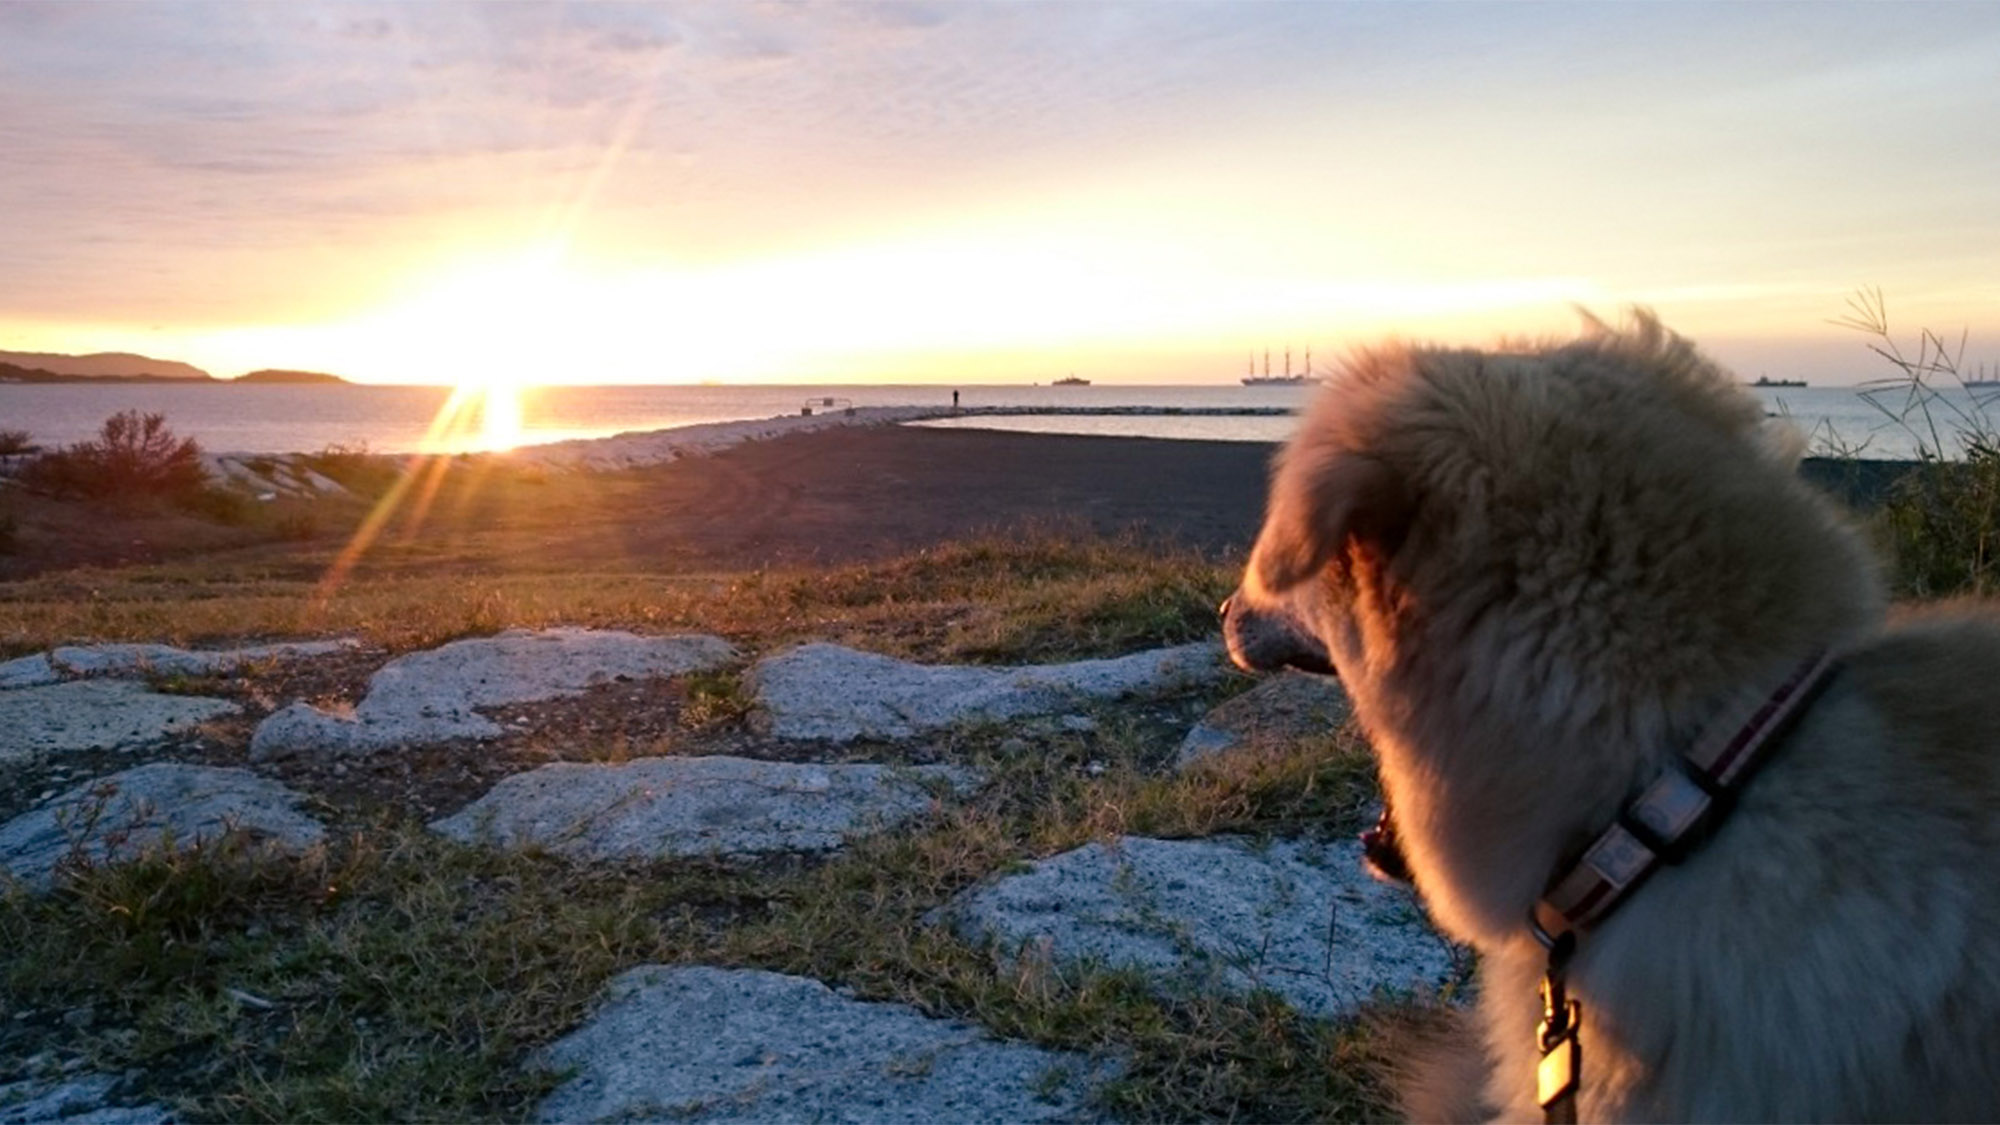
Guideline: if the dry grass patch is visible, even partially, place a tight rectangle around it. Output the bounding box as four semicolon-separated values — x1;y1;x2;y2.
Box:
0;533;1235;665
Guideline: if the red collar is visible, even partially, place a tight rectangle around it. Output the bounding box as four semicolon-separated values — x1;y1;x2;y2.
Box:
1533;648;1841;940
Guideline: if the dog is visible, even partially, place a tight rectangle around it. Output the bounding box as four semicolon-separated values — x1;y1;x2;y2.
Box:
1222;312;2000;1121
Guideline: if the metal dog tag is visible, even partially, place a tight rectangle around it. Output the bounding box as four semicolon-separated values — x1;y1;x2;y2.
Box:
1537;1023;1579;1109
1536;971;1581;1124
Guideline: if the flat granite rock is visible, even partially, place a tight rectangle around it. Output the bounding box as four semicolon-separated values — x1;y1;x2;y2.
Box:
431;756;981;861
941;835;1455;1021
750;642;1228;742
48;639;357;679
0;680;238;764
1174;670;1353;769
535;965;1116;1124
0;762;325;893
0;653;58;690
250;628;738;759
0;1072;172;1124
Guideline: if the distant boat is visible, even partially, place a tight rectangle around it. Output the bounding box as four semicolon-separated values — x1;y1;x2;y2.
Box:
1052;375;1090;386
1245;346;1314;386
1750;376;1808;388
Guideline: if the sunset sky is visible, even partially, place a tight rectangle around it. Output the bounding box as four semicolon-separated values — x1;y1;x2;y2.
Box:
2;1;1996;386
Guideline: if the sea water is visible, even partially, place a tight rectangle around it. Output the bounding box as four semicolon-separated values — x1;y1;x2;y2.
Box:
2;380;1992;460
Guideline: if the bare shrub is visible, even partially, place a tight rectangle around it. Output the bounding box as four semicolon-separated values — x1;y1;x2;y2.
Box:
21;410;209;504
0;428;38;457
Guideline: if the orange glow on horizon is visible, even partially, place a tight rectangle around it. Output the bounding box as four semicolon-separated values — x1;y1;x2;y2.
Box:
128;230;1631;387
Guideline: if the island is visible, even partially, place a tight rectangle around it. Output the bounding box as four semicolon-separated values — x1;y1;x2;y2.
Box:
233;369;350;385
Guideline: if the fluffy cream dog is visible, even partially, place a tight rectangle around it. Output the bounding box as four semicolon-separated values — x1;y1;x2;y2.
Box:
1222;313;2000;1121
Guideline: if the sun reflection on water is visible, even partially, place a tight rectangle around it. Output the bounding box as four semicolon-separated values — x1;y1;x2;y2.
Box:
419;384;526;454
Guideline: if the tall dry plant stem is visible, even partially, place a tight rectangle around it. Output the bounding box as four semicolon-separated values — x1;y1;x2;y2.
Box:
1832;288;2000;597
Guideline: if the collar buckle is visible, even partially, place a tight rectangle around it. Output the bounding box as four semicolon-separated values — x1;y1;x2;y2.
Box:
1618;759;1728;864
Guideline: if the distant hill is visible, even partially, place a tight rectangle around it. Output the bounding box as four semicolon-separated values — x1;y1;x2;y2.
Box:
0;349;212;381
0;360;64;383
234;369;349;385
0;360;217;384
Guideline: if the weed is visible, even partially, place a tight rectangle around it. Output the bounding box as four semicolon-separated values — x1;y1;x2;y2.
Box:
679;668;755;729
1832;289;2000;597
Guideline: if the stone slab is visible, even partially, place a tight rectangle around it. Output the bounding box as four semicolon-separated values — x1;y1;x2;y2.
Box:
0;762;326;893
0;1072;172;1124
942;836;1454;1021
0;653;57;690
0;680;238;764
250;628;738;759
535;965;1115;1123
431;756;980;861
751;642;1228;742
204;453;352;500
1174;670;1352;769
49;639;357;679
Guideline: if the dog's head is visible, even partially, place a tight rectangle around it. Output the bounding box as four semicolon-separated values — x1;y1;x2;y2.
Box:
1220;443;1411;682
1222;311;1884;943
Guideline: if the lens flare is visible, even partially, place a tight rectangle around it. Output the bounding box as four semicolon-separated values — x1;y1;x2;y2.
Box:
314;382;525;601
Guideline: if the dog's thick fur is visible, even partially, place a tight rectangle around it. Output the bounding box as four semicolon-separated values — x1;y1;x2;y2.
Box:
1223;313;2000;1121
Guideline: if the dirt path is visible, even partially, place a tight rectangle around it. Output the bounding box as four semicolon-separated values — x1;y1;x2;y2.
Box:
325;427;1283;577
601;427;1280;568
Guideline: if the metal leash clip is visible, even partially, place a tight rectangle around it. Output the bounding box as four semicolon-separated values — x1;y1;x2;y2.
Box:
1534;926;1581;1125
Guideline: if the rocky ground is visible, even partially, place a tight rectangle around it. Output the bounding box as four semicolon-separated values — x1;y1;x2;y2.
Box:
0;628;1455;1123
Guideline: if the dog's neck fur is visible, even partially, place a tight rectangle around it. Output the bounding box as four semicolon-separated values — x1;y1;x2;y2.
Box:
1338;486;1885;950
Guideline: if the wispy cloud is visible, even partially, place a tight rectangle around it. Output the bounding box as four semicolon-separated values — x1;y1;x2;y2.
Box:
2;1;1998;378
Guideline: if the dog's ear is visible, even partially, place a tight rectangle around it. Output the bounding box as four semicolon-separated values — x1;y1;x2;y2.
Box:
1249;450;1414;596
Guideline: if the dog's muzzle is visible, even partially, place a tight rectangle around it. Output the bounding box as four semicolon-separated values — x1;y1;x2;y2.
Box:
1217;594;1406;882
1218;593;1334;675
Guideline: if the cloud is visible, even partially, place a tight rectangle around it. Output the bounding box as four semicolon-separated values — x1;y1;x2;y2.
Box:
3;0;2000;356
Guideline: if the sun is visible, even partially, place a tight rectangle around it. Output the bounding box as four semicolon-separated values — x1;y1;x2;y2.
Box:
343;247;600;450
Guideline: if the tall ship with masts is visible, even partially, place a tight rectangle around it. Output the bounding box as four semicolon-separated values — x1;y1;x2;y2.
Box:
1242;346;1316;386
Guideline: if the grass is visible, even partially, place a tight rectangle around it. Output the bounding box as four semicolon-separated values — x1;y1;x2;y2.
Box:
1;710;1400;1123
0;532;1237;663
